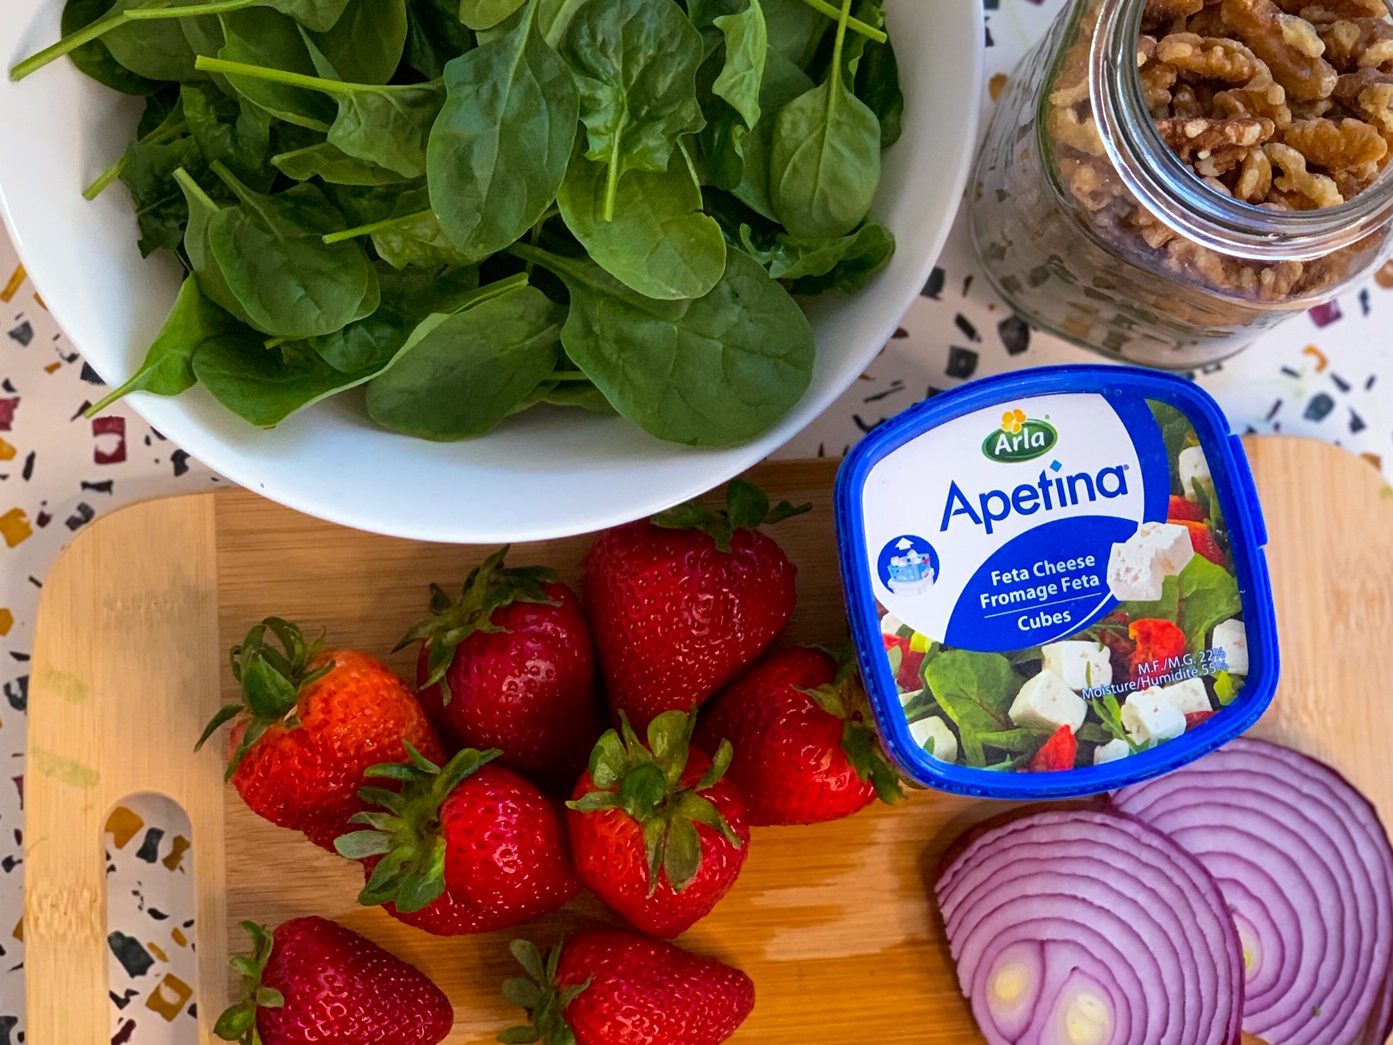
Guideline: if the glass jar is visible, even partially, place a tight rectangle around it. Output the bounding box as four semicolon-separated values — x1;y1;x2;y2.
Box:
969;0;1393;368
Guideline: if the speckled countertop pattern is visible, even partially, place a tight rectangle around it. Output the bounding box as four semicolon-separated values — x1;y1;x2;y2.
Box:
3;0;1392;1040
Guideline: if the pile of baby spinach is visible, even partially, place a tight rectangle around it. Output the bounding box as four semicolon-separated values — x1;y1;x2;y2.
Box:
13;0;902;446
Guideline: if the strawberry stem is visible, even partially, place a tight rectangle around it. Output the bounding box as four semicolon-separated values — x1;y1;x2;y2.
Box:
804;649;906;805
337;744;502;914
567;711;740;895
397;547;558;704
498;939;588;1045
195;618;334;779
652;478;810;552
213;921;285;1044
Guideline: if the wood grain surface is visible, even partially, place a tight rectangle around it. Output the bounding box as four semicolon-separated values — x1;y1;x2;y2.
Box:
24;438;1393;1044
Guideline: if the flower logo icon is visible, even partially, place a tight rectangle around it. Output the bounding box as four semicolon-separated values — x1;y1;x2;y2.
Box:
1001;408;1027;434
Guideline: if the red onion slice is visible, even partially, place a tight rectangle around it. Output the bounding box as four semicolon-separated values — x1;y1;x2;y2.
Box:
936;808;1242;1045
1113;737;1393;1045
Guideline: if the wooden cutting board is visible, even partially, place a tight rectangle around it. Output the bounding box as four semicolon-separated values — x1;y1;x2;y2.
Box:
22;438;1393;1044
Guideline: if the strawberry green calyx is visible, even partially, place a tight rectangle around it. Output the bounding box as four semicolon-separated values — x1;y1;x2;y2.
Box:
335;742;502;914
806;652;906;806
568;710;742;895
396;545;558;702
497;939;587;1045
213;921;286;1044
652;478;811;553
195;617;335;778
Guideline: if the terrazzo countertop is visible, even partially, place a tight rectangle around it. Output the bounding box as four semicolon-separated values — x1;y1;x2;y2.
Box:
3;0;1392;1040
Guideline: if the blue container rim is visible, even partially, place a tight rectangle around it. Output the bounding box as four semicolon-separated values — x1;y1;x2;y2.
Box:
834;364;1279;800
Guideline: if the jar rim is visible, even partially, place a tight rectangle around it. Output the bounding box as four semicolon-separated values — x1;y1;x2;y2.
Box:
1090;0;1393;261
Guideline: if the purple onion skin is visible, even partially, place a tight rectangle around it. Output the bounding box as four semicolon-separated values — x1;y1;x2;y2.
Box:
936;808;1243;1045
1113;737;1393;1045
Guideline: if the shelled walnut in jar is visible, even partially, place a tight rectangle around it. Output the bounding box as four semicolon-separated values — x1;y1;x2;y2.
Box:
969;0;1393;368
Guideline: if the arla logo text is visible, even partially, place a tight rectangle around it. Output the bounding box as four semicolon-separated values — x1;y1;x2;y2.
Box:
982;408;1057;463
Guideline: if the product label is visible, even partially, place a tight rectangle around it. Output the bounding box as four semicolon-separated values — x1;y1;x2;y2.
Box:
862;394;1250;774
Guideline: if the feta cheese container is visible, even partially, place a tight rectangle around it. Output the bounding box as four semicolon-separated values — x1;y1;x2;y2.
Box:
836;365;1277;799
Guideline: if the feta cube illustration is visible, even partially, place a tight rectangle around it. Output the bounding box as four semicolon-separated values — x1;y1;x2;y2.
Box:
1122;689;1187;745
1212;618;1248;675
910;716;958;763
1179;445;1212;499
1093;738;1131;765
1009;670;1087;734
1041;641;1113;692
1156;677;1212;717
880;611;905;635
1106;522;1197;601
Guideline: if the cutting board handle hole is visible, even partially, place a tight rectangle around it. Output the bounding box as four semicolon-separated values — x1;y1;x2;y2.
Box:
103;793;201;1036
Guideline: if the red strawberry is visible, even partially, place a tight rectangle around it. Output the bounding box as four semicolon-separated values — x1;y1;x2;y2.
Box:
498;931;754;1045
196;618;443;851
213;917;452;1045
337;746;579;936
1167;495;1207;522
584;479;806;730
1028;725;1078;772
403;548;601;790
697;647;904;826
567;711;749;938
1177;519;1226;566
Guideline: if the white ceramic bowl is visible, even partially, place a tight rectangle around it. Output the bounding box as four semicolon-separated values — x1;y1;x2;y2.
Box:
0;2;983;543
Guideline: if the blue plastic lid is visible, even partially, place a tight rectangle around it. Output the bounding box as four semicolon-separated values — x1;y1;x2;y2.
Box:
836;365;1278;800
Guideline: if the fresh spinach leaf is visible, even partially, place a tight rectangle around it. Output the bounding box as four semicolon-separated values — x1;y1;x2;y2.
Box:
367;284;563;440
1115;575;1182;625
196;56;445;179
738;217;893;294
369;211;472;270
193;334;376;428
61;0;160;95
515;245;813;447
921;650;1024;768
181;83;274;189
135;88;182;139
273;142;411;186
308;265;481;372
427;2;578;261
120;134;201;256
561;0;706;219
460;0;528;30
536;0;589;45
180;12;227;73
768;0;880;239
716;47;812;219
204;162;379;338
218;9;336;130
712;0;767;130
87;277;237;413
325;82;444;179
405;0;475;79
761;0;827;68
539;379;616;414
269;0;354;32
103;0;202;82
310;0;407;84
12;0;354;82
173;167;251;321
557;150;726;300
325;185;475;269
851;6;901;145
